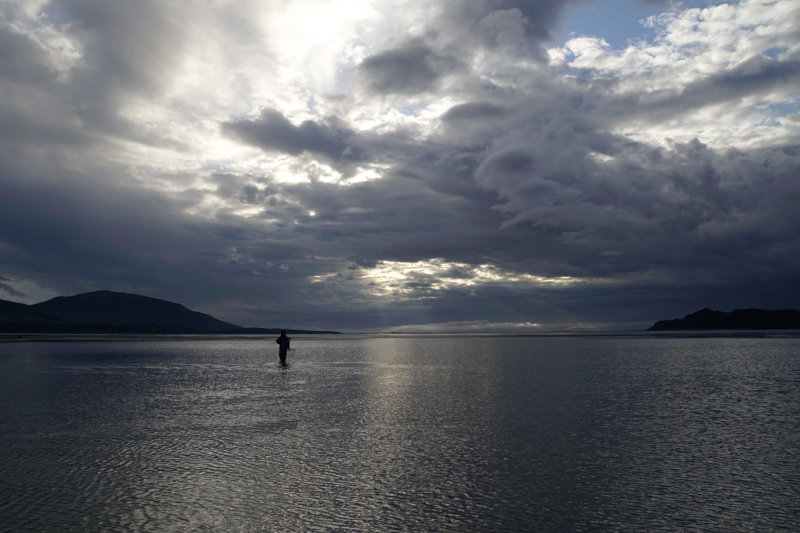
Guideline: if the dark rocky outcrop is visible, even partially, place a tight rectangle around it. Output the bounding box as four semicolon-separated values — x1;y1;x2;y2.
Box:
649;308;800;331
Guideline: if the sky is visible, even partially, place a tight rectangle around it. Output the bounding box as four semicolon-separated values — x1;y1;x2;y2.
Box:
0;0;798;332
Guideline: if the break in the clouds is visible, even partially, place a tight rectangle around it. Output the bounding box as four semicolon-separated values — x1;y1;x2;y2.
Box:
0;0;798;331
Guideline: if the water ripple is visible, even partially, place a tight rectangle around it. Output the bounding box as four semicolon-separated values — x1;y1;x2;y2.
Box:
0;337;798;531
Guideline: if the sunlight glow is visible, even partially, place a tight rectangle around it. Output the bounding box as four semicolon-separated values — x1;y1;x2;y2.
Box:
342;165;387;184
309;258;602;299
385;320;545;333
266;0;379;92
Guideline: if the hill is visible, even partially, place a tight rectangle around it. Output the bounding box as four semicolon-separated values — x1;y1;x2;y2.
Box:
34;290;238;332
0;291;340;334
648;308;800;331
0;298;73;325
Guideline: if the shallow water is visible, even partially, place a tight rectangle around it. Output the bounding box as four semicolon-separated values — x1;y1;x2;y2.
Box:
0;336;798;531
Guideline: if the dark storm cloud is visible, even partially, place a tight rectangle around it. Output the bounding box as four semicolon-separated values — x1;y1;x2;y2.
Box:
0;0;190;158
685;56;800;105
0;159;193;279
189;165;517;327
354;0;580;99
0;103;90;149
222;108;361;162
1;0;799;331
414;41;800;324
494;0;581;39
441;102;506;123
0;275;25;298
0;22;58;86
0;152;327;316
440;0;582;50
477;148;536;177
0;0;605;329
45;0;191;148
592;59;800;126
469;106;800;290
358;40;463;95
0;19;91;155
59;0;185;95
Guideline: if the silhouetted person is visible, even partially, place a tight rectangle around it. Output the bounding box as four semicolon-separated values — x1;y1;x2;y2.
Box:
276;330;290;364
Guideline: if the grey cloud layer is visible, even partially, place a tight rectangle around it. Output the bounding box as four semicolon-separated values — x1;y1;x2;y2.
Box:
223;109;359;161
358;40;464;95
1;0;798;330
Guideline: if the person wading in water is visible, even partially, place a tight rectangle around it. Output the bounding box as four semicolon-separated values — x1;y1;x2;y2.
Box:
276;330;291;365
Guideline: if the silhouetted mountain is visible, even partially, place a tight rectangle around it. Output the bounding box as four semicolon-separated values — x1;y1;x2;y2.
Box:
0;291;340;334
649;308;800;331
34;291;238;332
0;298;73;324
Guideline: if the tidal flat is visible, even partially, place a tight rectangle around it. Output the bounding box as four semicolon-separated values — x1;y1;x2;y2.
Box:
1;335;798;531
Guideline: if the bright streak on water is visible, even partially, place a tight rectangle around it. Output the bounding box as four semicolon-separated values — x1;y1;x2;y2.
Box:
0;336;799;531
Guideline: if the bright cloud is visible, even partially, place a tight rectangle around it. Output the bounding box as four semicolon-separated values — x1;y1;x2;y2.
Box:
359;259;598;296
310;259;604;302
550;0;800;148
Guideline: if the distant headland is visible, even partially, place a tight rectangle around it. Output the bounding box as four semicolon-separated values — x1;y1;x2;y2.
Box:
0;290;339;335
649;308;800;331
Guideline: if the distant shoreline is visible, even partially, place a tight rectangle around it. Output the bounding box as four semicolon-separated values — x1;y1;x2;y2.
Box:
649;308;800;331
3;330;800;343
0;333;344;343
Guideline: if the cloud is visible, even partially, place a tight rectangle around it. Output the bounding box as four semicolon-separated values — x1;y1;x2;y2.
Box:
0;0;799;331
441;102;506;123
473;8;530;49
59;0;186;95
442;0;578;44
634;0;671;6
0;21;58;87
358;39;463;95
222;108;359;161
550;0;800;146
0;275;26;299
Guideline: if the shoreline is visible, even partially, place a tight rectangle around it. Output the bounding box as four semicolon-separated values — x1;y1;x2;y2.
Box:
3;330;800;343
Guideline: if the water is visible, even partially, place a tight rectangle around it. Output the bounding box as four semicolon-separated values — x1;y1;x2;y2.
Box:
0;335;798;531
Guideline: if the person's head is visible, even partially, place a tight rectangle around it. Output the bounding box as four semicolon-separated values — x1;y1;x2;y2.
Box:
281;330;286;335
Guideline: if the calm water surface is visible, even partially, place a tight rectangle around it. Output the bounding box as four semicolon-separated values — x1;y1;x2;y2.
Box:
0;336;798;531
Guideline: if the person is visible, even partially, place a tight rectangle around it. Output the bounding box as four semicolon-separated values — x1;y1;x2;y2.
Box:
275;330;291;364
